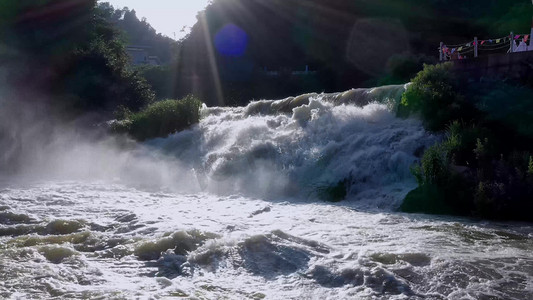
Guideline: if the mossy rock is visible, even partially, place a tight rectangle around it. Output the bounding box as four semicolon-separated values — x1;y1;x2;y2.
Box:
400;184;457;215
316;179;348;203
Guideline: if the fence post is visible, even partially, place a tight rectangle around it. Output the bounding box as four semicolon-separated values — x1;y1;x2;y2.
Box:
474;37;478;58
439;42;443;61
510;31;514;52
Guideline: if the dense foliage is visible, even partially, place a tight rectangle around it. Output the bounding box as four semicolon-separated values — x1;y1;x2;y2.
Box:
400;64;533;221
112;96;203;141
137;65;176;100
0;0;154;115
93;4;182;101
397;63;479;131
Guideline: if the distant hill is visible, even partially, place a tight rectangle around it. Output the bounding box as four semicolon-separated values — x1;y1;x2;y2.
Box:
97;2;178;64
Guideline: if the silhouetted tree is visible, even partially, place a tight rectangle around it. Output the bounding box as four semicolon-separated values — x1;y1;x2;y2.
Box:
0;0;155;114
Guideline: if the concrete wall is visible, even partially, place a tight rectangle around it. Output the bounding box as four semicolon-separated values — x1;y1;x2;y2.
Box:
451;51;533;82
126;48;149;65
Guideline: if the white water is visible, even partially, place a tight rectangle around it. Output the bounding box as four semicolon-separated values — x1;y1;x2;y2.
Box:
1;87;532;299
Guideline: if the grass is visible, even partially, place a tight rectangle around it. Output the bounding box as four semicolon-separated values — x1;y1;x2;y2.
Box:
112;95;203;141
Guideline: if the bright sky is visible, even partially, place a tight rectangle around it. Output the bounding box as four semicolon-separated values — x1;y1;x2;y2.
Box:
100;0;210;40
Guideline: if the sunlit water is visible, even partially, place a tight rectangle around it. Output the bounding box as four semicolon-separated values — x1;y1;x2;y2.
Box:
1;87;532;299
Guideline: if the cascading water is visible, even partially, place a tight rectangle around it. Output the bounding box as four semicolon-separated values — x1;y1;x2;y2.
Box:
0;85;531;299
147;84;432;208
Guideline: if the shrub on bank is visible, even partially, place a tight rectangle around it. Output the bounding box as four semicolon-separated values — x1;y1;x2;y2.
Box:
400;64;533;221
397;62;478;131
403;118;533;221
112;96;203;141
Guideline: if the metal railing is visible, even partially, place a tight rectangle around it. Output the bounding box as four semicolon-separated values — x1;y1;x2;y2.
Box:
439;32;530;61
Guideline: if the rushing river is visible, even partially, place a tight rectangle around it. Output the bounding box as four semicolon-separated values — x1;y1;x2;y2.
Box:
1;87;532;299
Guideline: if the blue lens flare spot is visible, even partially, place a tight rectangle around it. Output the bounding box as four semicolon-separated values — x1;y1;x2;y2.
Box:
214;24;249;57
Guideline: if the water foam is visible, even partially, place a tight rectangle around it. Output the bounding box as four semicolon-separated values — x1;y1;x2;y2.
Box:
1;87;531;299
0;181;530;299
149;86;436;208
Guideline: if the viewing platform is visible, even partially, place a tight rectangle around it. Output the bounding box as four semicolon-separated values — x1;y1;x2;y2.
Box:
439;30;533;81
451;50;533;81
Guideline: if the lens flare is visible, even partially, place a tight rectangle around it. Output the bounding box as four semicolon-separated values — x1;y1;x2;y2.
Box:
214;23;249;57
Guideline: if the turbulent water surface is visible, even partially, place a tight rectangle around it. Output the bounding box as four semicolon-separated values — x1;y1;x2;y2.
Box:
1;87;532;299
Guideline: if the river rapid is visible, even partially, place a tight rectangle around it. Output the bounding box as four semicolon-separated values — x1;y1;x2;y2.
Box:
0;87;532;299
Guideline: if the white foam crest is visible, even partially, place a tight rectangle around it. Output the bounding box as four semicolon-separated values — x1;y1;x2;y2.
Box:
150;94;437;208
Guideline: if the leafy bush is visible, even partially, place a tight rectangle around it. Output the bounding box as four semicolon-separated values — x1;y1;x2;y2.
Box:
417;144;449;185
403;134;475;216
112;96;203;141
397;63;478;131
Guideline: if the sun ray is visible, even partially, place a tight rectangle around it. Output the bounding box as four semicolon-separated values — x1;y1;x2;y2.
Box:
199;11;225;106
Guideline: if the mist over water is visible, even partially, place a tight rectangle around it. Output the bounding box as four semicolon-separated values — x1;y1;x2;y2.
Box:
0;91;200;191
0;86;532;299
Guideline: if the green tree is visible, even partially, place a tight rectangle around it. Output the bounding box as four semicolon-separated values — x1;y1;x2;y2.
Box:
0;0;155;114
